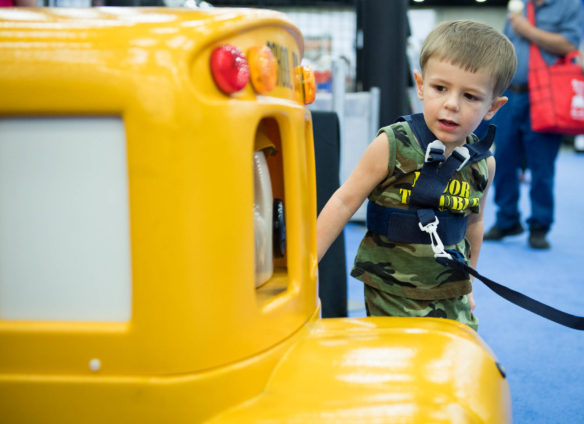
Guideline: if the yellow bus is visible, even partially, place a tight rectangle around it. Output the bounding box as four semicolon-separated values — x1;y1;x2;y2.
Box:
0;7;510;423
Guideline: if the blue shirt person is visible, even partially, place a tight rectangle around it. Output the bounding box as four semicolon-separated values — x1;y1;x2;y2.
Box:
484;0;584;249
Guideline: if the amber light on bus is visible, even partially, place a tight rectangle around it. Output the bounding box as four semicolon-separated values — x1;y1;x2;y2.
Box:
210;44;250;94
247;45;277;95
295;65;316;104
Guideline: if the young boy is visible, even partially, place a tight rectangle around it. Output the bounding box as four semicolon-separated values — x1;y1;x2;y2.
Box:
316;20;517;330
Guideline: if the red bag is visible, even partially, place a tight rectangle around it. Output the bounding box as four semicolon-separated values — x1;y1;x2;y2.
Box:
527;1;584;134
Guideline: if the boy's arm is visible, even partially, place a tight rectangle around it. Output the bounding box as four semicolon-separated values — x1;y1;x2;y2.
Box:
317;132;390;262
465;155;496;311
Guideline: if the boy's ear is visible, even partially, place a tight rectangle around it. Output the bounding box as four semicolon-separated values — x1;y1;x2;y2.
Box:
484;96;508;120
413;70;424;100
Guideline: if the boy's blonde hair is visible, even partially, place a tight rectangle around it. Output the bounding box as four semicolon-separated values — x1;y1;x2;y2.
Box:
419;20;517;97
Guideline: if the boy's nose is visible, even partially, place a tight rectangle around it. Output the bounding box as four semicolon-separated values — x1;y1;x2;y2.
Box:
444;94;460;111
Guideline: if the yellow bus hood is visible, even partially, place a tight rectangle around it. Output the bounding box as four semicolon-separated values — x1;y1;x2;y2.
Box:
210;317;511;423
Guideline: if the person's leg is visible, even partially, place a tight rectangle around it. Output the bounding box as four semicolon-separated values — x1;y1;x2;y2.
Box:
523;123;562;248
485;91;527;237
364;285;478;331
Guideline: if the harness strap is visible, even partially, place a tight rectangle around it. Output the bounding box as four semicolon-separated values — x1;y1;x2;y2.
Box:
399;113;495;163
438;253;584;331
410;141;470;210
398;114;436;152
465;124;496;162
367;115;487;246
367;203;468;245
403;115;495;249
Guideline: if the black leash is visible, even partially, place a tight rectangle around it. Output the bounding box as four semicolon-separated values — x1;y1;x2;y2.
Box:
437;253;584;331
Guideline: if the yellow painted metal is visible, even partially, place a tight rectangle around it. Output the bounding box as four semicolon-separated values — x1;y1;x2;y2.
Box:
0;7;511;424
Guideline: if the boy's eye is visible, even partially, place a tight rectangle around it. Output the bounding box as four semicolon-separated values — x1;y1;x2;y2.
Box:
464;93;480;101
433;84;446;92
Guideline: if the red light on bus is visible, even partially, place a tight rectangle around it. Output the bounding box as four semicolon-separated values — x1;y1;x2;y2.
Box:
210;44;250;94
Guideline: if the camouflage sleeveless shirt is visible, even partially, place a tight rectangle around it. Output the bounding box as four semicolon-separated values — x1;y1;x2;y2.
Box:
350;120;490;300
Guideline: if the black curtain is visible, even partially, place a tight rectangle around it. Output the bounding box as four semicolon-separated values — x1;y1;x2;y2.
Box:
356;0;410;127
312;111;348;318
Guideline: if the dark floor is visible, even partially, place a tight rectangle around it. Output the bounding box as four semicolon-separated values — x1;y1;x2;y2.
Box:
343;149;584;423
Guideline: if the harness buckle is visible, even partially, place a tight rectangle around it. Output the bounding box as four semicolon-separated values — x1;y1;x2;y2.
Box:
418;217;452;259
453;146;471;171
425;140;446;163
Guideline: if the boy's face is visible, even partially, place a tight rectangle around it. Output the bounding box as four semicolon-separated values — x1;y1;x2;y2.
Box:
414;58;507;147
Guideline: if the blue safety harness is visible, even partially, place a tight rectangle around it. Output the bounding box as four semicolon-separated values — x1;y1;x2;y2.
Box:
367;114;584;330
367;114;493;248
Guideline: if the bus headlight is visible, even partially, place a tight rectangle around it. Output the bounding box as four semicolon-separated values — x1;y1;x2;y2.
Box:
253;150;273;287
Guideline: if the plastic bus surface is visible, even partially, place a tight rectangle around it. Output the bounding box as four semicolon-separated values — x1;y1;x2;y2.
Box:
0;7;511;423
